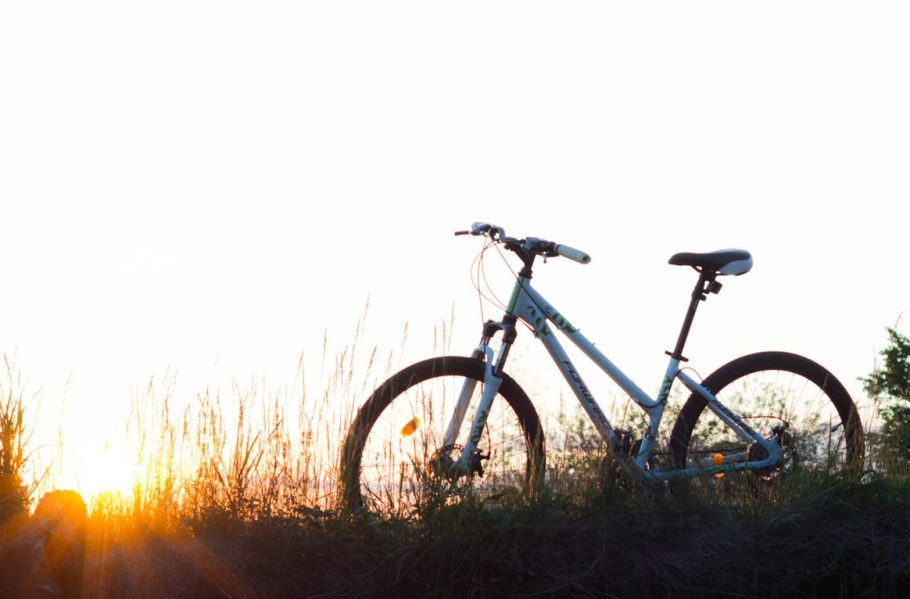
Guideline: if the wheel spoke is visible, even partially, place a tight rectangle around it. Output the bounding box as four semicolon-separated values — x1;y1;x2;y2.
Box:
341;357;544;517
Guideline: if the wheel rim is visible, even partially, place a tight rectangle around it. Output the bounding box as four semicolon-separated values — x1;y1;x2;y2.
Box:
686;367;858;483
354;371;537;518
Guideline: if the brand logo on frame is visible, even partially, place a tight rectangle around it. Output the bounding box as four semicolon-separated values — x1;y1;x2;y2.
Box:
525;305;552;335
526;305;577;335
561;360;611;432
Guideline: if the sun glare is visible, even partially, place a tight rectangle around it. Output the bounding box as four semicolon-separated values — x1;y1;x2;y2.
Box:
60;435;141;502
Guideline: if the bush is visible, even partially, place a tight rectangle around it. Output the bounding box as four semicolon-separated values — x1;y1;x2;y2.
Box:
861;326;910;469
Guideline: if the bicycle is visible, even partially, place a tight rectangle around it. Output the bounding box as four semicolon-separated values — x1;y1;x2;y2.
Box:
340;222;864;516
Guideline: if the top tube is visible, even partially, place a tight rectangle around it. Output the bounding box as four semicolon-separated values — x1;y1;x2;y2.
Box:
509;273;666;411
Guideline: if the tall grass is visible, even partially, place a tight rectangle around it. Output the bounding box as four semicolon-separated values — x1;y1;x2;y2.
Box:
2;325;909;598
0;355;41;523
86;325;392;527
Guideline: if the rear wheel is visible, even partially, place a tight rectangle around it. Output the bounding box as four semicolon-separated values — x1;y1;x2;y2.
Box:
670;352;864;496
340;357;545;518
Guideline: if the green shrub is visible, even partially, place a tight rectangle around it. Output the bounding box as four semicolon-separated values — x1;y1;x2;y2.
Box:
861;326;910;471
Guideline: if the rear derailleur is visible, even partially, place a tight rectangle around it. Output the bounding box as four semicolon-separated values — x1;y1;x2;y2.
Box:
748;422;794;483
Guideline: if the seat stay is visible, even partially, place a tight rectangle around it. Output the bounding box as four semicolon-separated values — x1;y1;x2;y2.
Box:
676;370;767;446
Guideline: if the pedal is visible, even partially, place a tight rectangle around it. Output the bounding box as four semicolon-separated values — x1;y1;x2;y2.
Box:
470;449;491;476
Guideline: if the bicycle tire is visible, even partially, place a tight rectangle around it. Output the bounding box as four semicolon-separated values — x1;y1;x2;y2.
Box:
340;356;545;517
669;351;864;488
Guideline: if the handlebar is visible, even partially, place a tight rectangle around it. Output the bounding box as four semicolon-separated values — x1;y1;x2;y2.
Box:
554;244;592;264
455;222;591;265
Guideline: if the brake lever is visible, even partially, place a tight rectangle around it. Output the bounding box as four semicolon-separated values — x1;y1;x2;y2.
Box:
454;222;506;240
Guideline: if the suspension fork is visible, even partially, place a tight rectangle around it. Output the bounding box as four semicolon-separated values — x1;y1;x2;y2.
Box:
442;317;517;474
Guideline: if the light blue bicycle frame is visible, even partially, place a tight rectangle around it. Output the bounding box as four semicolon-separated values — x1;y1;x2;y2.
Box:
443;274;783;481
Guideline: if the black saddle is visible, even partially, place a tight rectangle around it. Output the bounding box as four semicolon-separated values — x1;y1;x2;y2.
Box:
669;250;753;276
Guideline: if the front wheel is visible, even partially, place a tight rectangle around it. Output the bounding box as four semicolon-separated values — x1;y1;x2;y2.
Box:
340;356;545;517
669;352;864;492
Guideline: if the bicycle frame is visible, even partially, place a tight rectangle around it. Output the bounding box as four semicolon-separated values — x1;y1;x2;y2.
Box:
445;272;784;481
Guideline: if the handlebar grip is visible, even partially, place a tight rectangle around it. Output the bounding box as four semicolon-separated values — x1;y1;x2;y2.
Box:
554;244;591;264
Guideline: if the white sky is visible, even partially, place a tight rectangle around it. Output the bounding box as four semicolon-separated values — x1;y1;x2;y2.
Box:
2;2;908;494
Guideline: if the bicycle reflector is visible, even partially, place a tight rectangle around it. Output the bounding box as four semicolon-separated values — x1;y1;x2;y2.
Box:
713;453;724;478
400;417;421;438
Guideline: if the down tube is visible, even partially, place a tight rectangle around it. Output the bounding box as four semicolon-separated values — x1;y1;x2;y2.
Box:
536;328;614;442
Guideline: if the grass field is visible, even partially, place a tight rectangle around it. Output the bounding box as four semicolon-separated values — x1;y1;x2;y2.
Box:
2;343;908;599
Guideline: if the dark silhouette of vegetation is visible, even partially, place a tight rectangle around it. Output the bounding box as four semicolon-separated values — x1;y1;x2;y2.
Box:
5;474;908;599
4;328;910;598
0;358;31;524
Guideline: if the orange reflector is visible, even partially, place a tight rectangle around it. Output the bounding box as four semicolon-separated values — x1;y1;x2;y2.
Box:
400;417;421;438
713;453;724;478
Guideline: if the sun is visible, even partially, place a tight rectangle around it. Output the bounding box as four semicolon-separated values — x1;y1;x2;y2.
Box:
58;434;142;502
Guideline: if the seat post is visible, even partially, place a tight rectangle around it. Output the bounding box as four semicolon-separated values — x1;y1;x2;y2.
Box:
667;269;720;362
